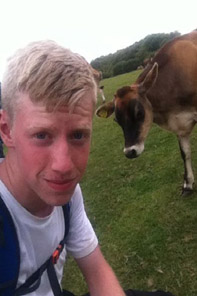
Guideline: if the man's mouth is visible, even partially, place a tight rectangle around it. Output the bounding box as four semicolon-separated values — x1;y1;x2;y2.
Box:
44;178;76;191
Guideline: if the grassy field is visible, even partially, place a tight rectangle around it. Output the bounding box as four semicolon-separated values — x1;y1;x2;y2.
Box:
63;70;197;296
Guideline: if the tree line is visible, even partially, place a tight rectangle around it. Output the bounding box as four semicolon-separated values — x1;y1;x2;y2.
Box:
91;31;180;78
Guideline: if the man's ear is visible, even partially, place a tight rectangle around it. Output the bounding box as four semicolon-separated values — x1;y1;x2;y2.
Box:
95;101;115;118
0;110;14;147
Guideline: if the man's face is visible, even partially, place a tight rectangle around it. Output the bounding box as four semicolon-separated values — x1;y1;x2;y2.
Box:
7;93;94;209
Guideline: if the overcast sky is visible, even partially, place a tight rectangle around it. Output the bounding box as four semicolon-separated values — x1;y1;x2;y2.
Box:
0;0;196;79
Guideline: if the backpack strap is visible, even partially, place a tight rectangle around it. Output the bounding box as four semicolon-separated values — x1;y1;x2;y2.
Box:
0;195;20;296
0;200;70;296
47;203;70;296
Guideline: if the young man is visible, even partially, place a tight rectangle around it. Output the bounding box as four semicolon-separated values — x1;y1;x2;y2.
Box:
0;40;126;296
0;41;174;296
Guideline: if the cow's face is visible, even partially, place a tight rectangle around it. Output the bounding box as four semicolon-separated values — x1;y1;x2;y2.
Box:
96;63;158;158
114;85;153;158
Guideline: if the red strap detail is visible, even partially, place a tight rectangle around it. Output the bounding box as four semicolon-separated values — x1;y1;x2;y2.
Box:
52;244;63;264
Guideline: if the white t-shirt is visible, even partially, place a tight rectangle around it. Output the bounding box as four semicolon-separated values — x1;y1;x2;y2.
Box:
0;181;98;296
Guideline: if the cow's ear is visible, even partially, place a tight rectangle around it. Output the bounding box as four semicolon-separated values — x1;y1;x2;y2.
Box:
96;101;115;118
139;62;158;94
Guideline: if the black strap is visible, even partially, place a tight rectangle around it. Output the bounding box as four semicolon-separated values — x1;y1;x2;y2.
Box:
15;203;70;296
0;195;20;295
46;203;70;296
14;257;50;295
47;258;62;296
0;215;5;247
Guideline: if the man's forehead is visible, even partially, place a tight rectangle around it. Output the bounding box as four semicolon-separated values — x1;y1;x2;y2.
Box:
13;93;93;129
17;91;95;113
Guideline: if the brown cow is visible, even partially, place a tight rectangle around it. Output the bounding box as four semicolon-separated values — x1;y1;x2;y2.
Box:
96;31;197;195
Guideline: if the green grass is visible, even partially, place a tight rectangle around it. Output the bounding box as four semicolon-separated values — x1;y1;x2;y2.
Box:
63;71;197;296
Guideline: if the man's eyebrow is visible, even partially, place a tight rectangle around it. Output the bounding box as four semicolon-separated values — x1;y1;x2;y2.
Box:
27;124;56;131
27;124;92;131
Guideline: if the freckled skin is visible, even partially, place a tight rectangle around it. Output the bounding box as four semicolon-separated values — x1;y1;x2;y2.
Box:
0;92;94;216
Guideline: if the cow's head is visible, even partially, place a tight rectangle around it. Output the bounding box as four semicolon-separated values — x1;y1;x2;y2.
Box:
96;63;158;158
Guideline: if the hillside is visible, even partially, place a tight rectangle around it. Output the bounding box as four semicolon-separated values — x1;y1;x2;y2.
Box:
91;31;180;78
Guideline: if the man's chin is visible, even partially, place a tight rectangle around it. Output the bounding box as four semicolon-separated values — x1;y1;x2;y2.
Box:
42;187;76;206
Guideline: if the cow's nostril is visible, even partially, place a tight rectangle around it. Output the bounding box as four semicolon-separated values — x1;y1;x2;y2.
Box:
125;149;137;159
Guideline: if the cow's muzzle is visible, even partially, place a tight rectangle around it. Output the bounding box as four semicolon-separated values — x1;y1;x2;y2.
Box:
124;143;144;159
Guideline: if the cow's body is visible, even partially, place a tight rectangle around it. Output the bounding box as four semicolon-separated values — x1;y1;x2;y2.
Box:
96;31;197;194
139;31;197;133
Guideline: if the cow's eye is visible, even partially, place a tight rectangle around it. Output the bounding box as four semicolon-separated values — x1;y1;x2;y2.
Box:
135;102;145;121
136;109;145;121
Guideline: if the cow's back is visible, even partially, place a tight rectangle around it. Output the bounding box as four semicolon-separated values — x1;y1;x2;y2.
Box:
139;31;197;114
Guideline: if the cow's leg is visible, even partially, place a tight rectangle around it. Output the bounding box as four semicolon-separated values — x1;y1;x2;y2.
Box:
178;135;194;195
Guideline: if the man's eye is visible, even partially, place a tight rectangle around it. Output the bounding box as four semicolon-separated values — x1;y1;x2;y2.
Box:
73;131;83;140
35;132;47;140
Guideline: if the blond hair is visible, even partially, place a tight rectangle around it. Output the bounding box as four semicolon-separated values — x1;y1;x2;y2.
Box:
2;40;98;118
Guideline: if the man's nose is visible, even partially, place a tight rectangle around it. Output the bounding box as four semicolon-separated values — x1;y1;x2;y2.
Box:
51;140;74;174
